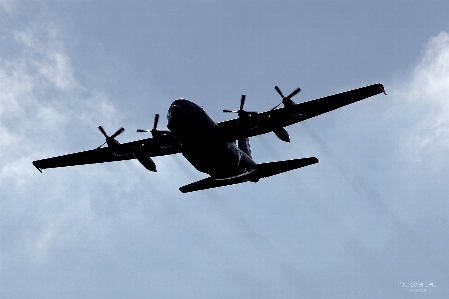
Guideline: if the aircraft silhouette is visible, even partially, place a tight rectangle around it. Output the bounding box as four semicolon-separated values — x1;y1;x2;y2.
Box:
33;83;386;192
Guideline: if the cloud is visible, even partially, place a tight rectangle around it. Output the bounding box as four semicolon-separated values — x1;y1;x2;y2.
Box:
392;31;449;166
282;31;449;294
0;0;13;13
0;19;123;264
0;20;118;162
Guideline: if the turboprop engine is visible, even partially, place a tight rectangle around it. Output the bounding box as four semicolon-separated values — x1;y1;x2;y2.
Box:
134;113;169;172
97;126;125;156
273;85;302;117
133;147;157;172
224;93;291;143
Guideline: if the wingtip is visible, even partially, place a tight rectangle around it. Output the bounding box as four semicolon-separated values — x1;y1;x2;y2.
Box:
179;186;190;193
32;161;42;173
307;157;319;165
378;83;387;95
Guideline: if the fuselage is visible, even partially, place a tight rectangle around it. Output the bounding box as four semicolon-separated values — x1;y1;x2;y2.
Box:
167;98;257;179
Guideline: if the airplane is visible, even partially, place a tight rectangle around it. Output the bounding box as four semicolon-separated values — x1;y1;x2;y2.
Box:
32;83;386;193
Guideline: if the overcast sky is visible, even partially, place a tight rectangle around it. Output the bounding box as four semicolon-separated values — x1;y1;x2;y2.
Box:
1;1;449;298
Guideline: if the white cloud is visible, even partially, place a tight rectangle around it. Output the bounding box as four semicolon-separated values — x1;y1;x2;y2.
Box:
392;31;449;165
0;20;118;161
13;22;76;91
37;50;75;90
0;19;121;261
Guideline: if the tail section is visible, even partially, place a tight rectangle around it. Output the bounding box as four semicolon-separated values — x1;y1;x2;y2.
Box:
179;157;318;193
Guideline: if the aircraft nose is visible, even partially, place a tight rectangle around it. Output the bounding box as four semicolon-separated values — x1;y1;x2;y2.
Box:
169;99;185;115
168;99;186;127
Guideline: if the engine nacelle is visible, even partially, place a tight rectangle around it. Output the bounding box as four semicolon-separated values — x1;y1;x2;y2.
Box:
267;115;290;142
106;138;124;156
283;98;301;117
271;122;290;142
133;147;157;172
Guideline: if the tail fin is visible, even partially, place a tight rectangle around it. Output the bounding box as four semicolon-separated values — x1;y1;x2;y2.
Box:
179;157;318;193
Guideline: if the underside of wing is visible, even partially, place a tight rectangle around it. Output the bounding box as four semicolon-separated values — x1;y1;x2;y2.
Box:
218;83;386;141
33;147;134;171
33;136;181;172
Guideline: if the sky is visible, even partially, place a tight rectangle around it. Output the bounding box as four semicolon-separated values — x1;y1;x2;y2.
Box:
1;1;449;298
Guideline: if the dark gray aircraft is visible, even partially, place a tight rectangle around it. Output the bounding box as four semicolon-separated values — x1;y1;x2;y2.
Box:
33;83;386;193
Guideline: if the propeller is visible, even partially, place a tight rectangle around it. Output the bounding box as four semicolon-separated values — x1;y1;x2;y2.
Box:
272;86;302;116
101;126;124;138
96;126;125;155
223;94;258;129
136;114;167;152
137;113;160;134
223;94;258;117
274;86;301;101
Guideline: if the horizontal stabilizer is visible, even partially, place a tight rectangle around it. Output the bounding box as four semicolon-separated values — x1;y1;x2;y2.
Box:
179;157;318;193
179;177;246;193
253;157;319;179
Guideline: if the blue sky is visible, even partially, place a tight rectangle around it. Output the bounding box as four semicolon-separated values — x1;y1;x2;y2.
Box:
1;1;449;298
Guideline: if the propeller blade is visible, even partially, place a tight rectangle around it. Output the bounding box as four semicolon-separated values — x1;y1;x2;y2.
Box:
153;114;159;131
274;86;284;98
239;94;246;111
96;141;107;150
98;126;108;138
223;94;258;124
287;87;301;99
270;103;282;111
137;113;161;133
111;127;125;139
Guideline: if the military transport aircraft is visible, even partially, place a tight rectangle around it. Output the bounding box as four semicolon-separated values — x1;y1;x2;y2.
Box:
33;83;386;193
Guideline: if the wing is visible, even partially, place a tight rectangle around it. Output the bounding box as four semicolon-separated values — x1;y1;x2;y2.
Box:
32;135;181;172
218;83;386;141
